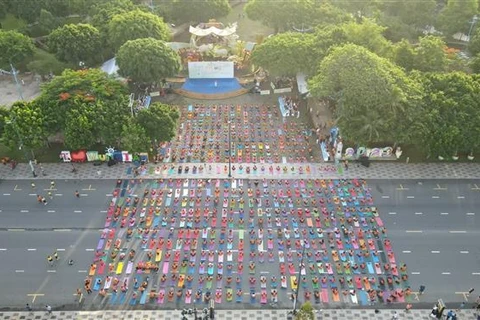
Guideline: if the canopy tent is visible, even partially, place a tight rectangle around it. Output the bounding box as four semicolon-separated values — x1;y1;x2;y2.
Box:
189;24;237;37
101;58;119;76
296;72;309;95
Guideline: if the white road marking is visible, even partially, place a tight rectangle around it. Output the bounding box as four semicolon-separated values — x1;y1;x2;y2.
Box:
100;210;107;213
411;272;421;275
15;270;24;273
47;210;55;213
106;194;113;197
431;251;440;253
8;229;25;231
440;212;449;215
460;251;469;254
432;196;440;199
85;248;94;251
20;210;29;213
388;212;397;215
78;270;87;273
47;270;56;273
0;248;7;251
472;273;480;275
407;196;415;199
57;248;66;251
3;193;11;196
55;193;63;196
80;194;88;197
441;272;451;275
414;212;423;215
406;230;423;233
402;250;411;253
74;210;82;213
29;193;36;196
449;230;467;233
27;248;37;251
54;229;72;232
467;212;475;216
381;195;390;199
457;196;465;199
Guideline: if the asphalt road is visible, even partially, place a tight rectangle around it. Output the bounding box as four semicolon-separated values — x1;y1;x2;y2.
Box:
0;178;478;309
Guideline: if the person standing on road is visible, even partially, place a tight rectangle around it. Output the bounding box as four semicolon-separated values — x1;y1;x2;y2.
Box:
31;182;36;189
53;251;59;261
47;255;53;266
75;190;80;198
45;305;52;314
50;180;55;189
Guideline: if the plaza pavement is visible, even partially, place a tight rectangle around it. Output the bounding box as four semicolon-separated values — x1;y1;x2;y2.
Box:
2;161;480;180
0;309;478;320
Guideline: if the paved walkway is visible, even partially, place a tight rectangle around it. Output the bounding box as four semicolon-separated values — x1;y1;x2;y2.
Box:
0;309;477;320
1;161;480;180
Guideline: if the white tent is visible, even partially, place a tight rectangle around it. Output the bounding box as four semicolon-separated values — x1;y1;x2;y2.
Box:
189;24;237;37
296;72;309;95
101;58;119;75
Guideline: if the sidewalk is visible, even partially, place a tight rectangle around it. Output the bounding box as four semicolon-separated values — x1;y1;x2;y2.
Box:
1;161;480;180
1;309;477;320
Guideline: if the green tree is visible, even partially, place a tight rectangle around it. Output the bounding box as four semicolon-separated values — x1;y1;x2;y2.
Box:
63;104;97;150
310;1;352;27
0;30;35;69
470;53;480;73
393;39;417;71
341;19;392;57
170;0;231;24
90;0;135;28
381;0;436;28
2;101;48;151
415;35;448;72
38;68;129;144
38;9;58;35
108;9;170;51
332;0;380;17
120;117;151;153
0;106;9;139
6;0;43;23
437;0;478;35
309;44;421;144
413;72;480;157
26;49;70;78
295;302;315;320
468;26;480;56
116;38;180;84
251;32;317;76
137;102;179;142
48;24;101;66
245;0;316;33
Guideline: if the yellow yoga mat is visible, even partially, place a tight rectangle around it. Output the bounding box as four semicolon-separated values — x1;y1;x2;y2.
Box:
116;262;124;275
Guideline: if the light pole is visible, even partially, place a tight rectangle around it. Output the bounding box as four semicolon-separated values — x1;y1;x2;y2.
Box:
467;15;479;46
6;119;36;177
227;118;232;178
10;63;24;100
292;240;306;315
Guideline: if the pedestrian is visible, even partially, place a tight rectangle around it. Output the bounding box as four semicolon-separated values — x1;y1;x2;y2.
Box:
37;195;42;203
344;160;349;170
50;180;55;188
26;303;32;313
68;259;74;265
419;285;426;295
75;190;80;198
31;182;36;189
468;288;475;295
42;197;47;205
48;191;53;199
47;255;53;265
53;251;59;261
45;305;52;314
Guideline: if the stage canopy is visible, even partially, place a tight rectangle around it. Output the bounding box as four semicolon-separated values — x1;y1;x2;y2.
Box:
189;25;237;37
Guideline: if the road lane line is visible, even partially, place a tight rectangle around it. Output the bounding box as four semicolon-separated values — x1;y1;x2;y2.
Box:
74;210;82;213
381;195;390;199
57;248;66;251
47;210;55;213
15;270;24;273
467;212;475;216
3;193;11;196
431;251;440;253
432;196;440;199
449;230;467;233
406;230;423;233
440;212;449;215
473;273;480;275
407;196;415;199
20;210;29;213
47;270;56;273
460;251;469;254
441;272;451;275
0;248;7;251
100;210;107;213
85;248;94;251
388;212;397;215
414;212;423;215
29;193;36;196
106;194;113;196
8;229;25;231
457;196;465;199
80;194;88;197
411;272;421;275
402;250;411;253
54;229;72;232
78;270;87;273
27;248;37;251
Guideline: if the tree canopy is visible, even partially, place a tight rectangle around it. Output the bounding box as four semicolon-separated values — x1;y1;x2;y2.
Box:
170;0;231;24
393;36;448;72
381;0;436;28
116;38;181;84
245;0;316;33
0;30;35;69
309;44;421;144
341;19;392;57
38;68;129;147
108;9;170;51
251;32;317;76
137;102;179;143
437;0;478;35
120;117;151;153
47;23;101;66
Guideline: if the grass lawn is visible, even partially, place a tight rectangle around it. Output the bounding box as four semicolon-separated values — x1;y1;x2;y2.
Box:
0;13;27;31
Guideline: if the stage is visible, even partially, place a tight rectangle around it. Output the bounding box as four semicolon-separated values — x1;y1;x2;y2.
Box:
175;78;248;99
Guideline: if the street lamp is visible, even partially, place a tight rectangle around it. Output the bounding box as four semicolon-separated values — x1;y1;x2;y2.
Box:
10;63;24;101
292;240;307;315
468;15;479;45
